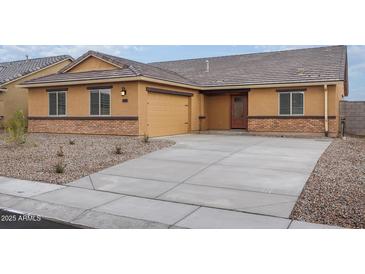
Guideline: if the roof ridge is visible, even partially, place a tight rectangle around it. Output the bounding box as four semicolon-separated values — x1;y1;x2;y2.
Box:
126;65;142;76
0;55;72;65
149;45;346;64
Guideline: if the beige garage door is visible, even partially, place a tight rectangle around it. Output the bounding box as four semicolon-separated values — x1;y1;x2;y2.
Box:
147;92;189;137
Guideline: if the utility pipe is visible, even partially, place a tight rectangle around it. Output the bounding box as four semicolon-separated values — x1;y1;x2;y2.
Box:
324;84;329;136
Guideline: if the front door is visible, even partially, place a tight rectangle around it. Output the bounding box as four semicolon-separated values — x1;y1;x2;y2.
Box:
231;94;248;129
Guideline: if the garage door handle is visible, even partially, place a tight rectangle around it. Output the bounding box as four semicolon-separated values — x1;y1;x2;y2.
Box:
184;122;189;124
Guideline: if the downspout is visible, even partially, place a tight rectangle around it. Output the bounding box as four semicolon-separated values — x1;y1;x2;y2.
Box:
324;84;329;137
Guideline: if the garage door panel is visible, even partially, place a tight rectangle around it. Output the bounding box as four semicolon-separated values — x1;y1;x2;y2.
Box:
148;93;189;137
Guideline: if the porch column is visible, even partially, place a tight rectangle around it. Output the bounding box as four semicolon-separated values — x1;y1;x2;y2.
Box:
199;93;205;131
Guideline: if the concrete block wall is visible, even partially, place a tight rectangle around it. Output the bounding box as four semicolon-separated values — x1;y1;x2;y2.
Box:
340;101;365;136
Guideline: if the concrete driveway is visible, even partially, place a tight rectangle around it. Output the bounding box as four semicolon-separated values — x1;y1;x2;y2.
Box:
0;134;333;228
71;134;330;220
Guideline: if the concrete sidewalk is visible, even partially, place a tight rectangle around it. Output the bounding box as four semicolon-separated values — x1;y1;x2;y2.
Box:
0;177;339;229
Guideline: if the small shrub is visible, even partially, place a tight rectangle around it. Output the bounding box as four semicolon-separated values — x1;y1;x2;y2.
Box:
143;134;149;143
56;146;64;157
69;139;75;145
5;110;27;144
55;161;66;174
115;145;123;155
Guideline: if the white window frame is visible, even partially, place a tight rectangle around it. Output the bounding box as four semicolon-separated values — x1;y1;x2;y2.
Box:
278;91;304;116
48;90;67;117
89;88;111;116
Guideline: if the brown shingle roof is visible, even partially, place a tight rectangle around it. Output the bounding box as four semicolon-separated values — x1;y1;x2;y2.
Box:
0;55;73;86
22;46;347;88
150;46;347;86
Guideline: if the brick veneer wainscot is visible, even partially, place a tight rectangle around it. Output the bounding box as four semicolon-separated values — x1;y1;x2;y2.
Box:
248;118;338;136
28;119;139;136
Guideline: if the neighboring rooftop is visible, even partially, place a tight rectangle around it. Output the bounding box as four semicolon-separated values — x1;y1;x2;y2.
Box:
21;46;347;88
0;55;73;86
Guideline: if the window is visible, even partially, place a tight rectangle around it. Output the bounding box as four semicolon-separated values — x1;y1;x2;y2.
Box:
49;91;66;116
90;89;111;116
279;92;304;115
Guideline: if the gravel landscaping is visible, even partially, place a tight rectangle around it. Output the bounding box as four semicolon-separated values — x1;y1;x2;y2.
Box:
0;133;174;184
291;137;365;228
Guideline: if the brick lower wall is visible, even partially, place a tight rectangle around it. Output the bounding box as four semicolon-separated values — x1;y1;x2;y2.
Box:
248;118;338;136
28;119;139;136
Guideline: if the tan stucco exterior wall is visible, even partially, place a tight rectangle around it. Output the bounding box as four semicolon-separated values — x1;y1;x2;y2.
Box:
26;76;345;136
0;59;71;125
334;82;346;132
28;81;139;117
67;56;118;73
204;84;342;131
248;85;337;116
28;80;200;136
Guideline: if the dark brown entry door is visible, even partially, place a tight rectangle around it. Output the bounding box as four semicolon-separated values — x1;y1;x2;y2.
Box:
231;95;248;129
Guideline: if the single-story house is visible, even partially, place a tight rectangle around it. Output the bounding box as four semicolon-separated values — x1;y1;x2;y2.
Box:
19;46;348;137
0;55;73;125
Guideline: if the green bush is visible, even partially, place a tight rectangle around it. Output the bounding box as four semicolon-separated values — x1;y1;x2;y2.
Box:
5;110;27;144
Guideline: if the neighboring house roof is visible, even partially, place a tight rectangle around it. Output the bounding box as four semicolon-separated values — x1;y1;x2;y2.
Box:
21;46;347;89
0;55;73;87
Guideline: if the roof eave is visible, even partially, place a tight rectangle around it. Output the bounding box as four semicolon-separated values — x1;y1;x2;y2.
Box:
18;75;344;91
199;80;344;90
18;76;201;90
18;76;142;88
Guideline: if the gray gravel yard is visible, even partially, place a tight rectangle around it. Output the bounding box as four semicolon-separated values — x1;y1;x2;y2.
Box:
0;133;174;184
291;137;365;228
